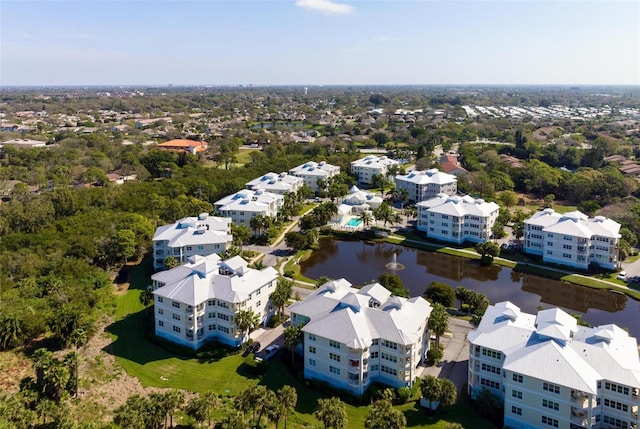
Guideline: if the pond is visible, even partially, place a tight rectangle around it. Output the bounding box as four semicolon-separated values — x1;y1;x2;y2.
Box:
299;238;640;339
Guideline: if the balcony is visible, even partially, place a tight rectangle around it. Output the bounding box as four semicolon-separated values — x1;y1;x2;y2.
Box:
570;414;595;428
571;391;590;408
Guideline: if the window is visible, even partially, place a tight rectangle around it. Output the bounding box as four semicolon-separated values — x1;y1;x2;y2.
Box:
172;326;181;333
208;324;216;331
481;348;502;360
217;313;230;321
208;312;216;319
604;382;630;395
542;399;559;411
543;382;560;394
381;365;397;376
381;352;397;363
512;374;523;383
603;415;628;429
370;351;379;359
172;301;180;309
511;406;522;415
308;333;316;341
329;366;340;375
372;339;379;346
604;399;628;412
309;346;316;354
481;363;501;374
512;390;522;400
158;309;164;315
541;416;558;427
480;378;500;389
172;313;180;321
218;325;230;333
308;359;316;367
208;300;216;306
370;364;379;372
329;352;340;362
329;340;340;349
382;340;397;350
158;320;164;327
157;296;163;303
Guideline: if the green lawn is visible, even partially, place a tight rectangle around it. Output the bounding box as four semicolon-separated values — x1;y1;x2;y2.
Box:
109;258;496;428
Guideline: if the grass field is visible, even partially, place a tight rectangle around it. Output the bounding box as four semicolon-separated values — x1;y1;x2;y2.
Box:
109;258;497;428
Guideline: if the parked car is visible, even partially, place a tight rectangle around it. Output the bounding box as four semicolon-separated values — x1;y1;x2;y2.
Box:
616;271;628;280
242;342;261;357
255;344;279;362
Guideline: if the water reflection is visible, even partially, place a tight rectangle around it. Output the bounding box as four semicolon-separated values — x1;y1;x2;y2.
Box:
299;238;638;337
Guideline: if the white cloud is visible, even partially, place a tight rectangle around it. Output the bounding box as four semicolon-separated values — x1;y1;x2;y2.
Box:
295;0;354;15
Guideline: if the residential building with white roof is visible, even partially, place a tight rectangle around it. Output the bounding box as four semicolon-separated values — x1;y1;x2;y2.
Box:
351;155;399;187
289;161;340;193
395;169;458;202
152;213;232;270
288;279;432;396
416;194;500;244
214;189;284;228
524;209;621;271
333;185;383;223
468;301;640;429
245;172;304;195
152;254;278;349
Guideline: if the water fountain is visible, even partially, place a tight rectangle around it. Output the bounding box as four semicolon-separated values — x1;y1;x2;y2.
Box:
385;252;405;271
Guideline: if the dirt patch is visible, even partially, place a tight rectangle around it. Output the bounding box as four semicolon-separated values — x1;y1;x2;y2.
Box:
68;316;176;421
0;350;33;394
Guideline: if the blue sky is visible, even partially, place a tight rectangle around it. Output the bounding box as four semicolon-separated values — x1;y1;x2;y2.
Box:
1;0;638;86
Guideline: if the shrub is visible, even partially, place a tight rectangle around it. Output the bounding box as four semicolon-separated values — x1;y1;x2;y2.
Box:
426;345;444;366
397;387;412;404
284;270;294;278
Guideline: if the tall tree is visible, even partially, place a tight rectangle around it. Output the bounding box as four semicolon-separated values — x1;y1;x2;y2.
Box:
365;398;406;429
314;397;347;429
270;279;293;316
235;310;260;344
278;385;297;429
284;324;303;366
428;303;449;352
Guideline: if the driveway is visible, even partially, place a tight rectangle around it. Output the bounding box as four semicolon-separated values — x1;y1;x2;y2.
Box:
417;317;473;394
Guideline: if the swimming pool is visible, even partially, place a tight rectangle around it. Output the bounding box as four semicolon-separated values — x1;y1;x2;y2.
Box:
346;218;363;227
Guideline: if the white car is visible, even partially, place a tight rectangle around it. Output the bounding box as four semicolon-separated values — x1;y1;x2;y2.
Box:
616;271;628;280
255;344;280;362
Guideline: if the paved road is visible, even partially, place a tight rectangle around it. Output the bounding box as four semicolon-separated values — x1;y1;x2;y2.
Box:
418;317;473;393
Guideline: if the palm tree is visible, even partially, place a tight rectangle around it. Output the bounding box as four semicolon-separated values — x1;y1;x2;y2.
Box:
420;375;442;411
314;397;347;429
68;327;87;397
201;391;219;428
438;378;457;408
284;324;303;366
365;398;406;429
428;303;449;351
0;314;24;350
358;211;373;228
163;389;184;428
270;279;293;316
235;310;260;344
278;385;297;429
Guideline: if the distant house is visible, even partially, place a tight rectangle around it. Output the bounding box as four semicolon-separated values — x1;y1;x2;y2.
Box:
0;138;47;149
289;161;340;193
106;171;137;185
152;254;278;349
417;194;499;244
440;154;468;176
499;154;524;169
524;209;621;271
351;155;399;187
289;278;432;396
152;213;232;270
395;169;458;203
156;139;207;155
